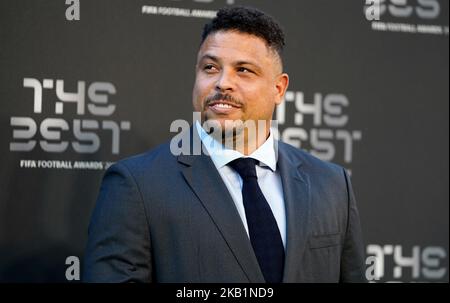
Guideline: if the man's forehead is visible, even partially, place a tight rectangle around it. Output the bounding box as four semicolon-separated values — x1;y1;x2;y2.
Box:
198;53;262;71
197;30;278;63
203;29;266;42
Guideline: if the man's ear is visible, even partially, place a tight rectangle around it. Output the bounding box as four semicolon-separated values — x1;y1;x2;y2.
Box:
274;73;289;105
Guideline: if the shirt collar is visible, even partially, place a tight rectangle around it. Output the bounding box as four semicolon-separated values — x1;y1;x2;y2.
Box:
195;121;277;171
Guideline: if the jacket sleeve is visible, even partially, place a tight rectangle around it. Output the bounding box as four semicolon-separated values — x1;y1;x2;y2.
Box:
339;168;367;282
82;162;152;282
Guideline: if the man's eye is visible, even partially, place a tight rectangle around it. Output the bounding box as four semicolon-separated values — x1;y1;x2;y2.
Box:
237;67;252;73
204;65;217;71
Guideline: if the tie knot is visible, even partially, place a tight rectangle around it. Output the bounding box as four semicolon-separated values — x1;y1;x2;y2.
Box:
229;158;258;180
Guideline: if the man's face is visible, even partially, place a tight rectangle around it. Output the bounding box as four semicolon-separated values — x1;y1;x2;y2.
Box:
192;30;289;137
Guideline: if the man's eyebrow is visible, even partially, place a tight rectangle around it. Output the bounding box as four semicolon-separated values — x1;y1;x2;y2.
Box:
235;60;261;68
198;54;219;62
199;55;259;66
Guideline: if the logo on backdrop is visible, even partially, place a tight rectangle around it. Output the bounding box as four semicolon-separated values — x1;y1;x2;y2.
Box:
364;0;449;36
142;0;238;19
365;244;448;282
275;90;362;174
9;78;131;170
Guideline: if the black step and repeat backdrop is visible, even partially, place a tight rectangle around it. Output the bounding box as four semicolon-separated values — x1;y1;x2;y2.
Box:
0;0;448;282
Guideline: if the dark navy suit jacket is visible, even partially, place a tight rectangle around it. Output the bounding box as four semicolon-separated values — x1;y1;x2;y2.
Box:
83;128;366;282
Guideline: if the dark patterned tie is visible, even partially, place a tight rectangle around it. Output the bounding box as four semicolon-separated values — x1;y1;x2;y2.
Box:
229;158;285;283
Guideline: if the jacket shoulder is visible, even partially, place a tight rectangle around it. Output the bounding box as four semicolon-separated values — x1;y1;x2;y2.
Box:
278;140;345;176
110;141;176;176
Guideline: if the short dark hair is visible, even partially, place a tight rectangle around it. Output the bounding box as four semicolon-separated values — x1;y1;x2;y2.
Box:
201;6;285;59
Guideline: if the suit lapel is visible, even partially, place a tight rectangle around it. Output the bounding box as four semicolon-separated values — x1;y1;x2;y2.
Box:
277;144;311;282
177;128;265;283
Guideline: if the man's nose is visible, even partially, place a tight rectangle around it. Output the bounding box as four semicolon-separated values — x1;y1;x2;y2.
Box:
215;70;234;92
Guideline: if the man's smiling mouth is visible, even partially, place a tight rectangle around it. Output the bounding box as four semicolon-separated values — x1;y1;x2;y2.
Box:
208;100;242;114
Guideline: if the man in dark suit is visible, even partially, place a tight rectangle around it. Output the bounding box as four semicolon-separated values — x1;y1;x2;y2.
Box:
83;6;366;283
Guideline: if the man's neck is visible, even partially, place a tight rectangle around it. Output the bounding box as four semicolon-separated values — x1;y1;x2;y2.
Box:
200;121;271;156
223;129;270;155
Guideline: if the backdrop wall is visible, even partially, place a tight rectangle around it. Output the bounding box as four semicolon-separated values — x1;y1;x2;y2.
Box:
0;0;448;282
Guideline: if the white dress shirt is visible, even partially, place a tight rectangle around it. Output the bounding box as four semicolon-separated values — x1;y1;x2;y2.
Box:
195;121;287;249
